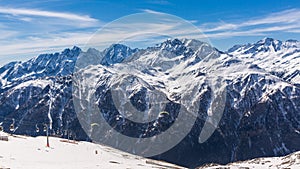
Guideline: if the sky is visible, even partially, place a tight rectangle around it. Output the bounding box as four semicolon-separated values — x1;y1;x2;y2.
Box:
1;0;300;65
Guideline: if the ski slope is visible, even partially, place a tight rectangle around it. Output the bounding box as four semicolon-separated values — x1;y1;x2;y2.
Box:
0;132;186;169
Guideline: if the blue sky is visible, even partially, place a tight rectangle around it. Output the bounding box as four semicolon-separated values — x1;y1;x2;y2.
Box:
1;0;300;64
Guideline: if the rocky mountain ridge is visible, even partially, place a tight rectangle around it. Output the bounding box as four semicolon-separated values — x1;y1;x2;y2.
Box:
0;38;299;168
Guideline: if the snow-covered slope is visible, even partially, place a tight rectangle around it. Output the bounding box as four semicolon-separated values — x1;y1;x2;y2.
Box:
0;131;186;169
0;46;81;90
74;38;300;167
198;150;300;169
228;38;300;84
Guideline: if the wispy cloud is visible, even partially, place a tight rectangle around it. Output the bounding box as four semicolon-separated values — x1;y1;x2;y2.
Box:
0;32;93;55
286;29;300;33
0;30;18;40
0;7;102;64
201;8;300;38
0;7;98;22
241;9;300;26
140;9;165;14
0;9;210;64
1;7;300;65
139;8;300;40
201;23;238;32
84;11;213;50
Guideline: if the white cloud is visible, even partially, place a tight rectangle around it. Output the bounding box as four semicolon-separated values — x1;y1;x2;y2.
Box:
140;9;166;15
84;12;212;50
286;29;300;33
0;7;98;22
18;17;33;22
0;30;18;40
0;31;95;65
1;8;300;65
201;23;238;32
0;11;209;62
241;9;300;26
0;7;102;64
201;8;300;38
140;8;300;40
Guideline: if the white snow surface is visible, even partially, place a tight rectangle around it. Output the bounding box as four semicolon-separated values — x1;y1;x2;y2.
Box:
0;132;186;169
198;151;300;169
13;79;51;90
228;38;300;83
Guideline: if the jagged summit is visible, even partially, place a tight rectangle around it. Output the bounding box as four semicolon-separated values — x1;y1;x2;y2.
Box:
62;46;82;54
256;37;298;46
286;39;299;43
78;38;217;70
155;38;208;51
101;43;138;66
257;37;277;44
228;37;300;54
0;46;81;90
227;37;300;84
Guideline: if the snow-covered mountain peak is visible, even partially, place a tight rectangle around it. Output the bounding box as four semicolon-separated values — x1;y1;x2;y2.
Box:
117;39;221;78
258;37;278;44
104;43;133;54
61;46;82;55
228;38;300;55
0;46;81;90
283;39;300;48
101;43;138;66
228;38;281;55
228;38;300;84
154;38;209;55
78;38;216;71
158;38;184;49
256;37;300;51
286;39;299;43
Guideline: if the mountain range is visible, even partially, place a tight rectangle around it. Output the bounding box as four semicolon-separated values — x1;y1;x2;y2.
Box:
0;38;299;168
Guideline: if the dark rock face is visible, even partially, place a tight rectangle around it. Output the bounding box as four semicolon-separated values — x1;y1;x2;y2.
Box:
152;75;300;168
94;86;180;138
0;38;300;168
101;44;138;66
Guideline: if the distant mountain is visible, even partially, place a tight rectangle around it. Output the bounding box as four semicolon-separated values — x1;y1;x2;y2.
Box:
228;37;300;84
101;44;138;66
0;38;299;168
